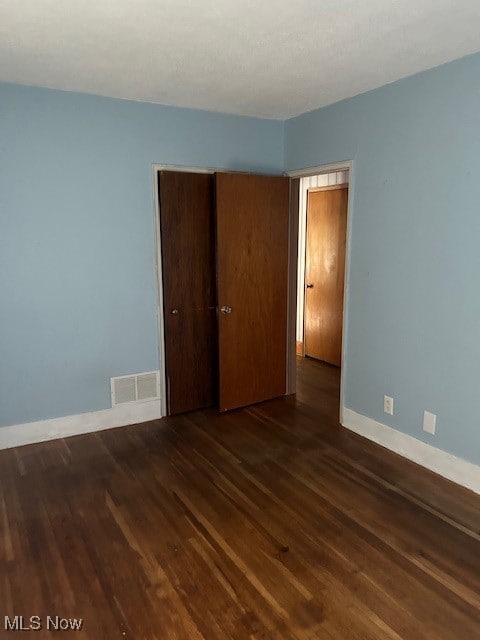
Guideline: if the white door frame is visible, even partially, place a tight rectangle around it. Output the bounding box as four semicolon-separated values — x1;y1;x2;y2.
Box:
152;163;215;417
284;161;354;424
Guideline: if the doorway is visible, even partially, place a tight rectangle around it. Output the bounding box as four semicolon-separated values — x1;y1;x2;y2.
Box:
289;163;352;419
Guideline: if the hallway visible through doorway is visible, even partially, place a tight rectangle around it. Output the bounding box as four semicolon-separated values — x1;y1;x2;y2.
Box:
296;170;349;364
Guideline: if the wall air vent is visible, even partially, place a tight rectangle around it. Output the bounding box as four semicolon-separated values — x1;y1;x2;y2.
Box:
111;371;160;406
137;372;159;401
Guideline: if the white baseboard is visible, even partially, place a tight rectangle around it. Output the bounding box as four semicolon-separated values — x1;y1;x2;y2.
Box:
0;401;162;451
342;408;480;496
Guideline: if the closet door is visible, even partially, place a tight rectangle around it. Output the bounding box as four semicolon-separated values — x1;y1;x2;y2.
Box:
159;171;217;415
216;173;290;411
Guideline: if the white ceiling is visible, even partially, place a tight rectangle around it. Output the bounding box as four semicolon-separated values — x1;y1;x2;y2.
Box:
1;0;480;119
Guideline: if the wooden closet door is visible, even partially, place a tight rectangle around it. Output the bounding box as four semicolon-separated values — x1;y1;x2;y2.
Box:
304;187;348;366
159;171;217;415
216;173;290;412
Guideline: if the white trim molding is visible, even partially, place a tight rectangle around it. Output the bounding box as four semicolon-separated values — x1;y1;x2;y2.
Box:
152;165;169;418
0;401;162;451
342;408;480;495
285;161;352;179
152;163;215;175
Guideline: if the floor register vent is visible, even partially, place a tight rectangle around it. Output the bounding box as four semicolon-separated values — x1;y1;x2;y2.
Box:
111;371;160;406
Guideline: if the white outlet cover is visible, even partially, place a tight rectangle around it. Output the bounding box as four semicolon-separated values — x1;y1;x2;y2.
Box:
384;395;394;415
423;411;436;435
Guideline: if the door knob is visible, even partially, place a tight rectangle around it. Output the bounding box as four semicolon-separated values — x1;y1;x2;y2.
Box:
306;283;314;289
220;305;232;314
171;309;179;315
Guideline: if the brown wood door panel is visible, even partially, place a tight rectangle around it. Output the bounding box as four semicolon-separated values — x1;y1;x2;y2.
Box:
304;187;348;367
159;171;217;414
216;173;290;412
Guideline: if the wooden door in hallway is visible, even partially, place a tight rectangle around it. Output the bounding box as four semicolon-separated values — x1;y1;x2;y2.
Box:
216;173;290;411
159;171;217;415
304;186;348;366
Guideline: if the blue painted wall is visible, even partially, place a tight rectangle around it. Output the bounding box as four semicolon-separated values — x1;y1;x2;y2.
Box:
285;53;480;465
0;82;284;427
3;51;480;468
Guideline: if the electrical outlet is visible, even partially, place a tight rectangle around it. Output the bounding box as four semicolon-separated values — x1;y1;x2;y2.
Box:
384;395;394;415
423;411;436;435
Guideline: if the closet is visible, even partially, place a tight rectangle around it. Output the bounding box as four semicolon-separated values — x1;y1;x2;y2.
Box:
158;170;291;415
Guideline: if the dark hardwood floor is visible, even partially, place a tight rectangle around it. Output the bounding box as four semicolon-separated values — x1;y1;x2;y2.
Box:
1;357;480;639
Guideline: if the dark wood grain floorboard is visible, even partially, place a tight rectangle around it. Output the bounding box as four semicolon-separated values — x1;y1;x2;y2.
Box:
0;357;479;638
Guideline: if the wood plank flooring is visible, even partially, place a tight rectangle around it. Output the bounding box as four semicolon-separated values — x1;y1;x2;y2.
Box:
1;357;480;638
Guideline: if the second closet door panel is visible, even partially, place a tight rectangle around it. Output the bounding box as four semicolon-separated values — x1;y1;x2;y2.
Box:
216;173;290;412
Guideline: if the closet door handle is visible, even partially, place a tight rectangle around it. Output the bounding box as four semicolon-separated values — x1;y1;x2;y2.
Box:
171;309;179;315
220;306;232;314
306;283;314;289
